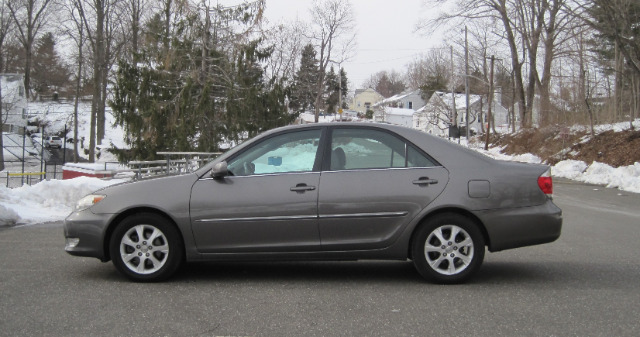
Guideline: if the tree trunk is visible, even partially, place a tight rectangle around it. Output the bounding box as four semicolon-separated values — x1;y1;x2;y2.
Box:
73;30;84;163
0;81;4;172
496;4;527;130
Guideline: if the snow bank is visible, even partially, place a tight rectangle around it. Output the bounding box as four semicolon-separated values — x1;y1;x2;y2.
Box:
0;177;128;226
554;161;640;194
553;160;589;180
476;146;640;194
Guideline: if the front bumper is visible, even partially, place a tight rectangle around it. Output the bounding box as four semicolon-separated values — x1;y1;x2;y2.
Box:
64;209;113;261
478;199;563;252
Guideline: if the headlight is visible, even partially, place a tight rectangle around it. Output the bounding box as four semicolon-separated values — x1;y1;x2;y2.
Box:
75;194;106;212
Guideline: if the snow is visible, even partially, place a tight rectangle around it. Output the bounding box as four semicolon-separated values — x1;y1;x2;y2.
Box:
477;150;640;194
27;100;127;162
0;177;127;226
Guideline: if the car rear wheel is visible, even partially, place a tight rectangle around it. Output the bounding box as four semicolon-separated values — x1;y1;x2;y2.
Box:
412;213;485;284
109;213;183;282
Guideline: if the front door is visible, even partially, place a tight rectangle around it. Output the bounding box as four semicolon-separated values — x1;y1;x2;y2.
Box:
190;128;323;253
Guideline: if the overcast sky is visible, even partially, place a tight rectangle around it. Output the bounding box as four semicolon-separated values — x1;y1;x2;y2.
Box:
262;0;440;90
216;0;441;91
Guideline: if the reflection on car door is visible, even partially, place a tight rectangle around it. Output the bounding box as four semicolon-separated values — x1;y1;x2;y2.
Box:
318;168;447;250
318;127;448;251
190;173;321;253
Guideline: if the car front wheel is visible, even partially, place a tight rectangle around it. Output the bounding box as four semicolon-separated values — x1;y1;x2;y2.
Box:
412;213;485;284
109;213;183;282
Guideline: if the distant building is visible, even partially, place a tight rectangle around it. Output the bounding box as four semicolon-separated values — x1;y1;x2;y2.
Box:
1;74;28;131
350;88;384;114
413;91;508;137
381;108;415;127
373;89;426;111
372;89;427;126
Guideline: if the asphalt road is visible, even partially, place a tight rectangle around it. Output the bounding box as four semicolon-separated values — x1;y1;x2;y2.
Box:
1;179;639;336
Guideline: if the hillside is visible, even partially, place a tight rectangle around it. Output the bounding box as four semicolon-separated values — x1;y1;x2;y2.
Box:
488;121;640;168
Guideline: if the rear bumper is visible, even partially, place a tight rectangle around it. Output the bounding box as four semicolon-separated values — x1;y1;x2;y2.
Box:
477;200;563;252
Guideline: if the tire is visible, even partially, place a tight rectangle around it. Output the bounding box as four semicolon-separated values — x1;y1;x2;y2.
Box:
412;213;485;284
109;213;184;282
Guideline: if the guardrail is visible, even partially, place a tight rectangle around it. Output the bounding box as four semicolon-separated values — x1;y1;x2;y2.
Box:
121;152;222;180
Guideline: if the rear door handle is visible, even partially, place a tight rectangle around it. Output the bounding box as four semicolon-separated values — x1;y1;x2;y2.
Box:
290;183;316;192
413;177;438;186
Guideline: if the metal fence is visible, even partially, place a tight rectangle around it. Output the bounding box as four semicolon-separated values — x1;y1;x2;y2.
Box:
3;152;222;188
4;164;64;188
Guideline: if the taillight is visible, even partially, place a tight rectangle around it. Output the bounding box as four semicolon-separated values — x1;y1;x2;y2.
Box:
537;168;553;195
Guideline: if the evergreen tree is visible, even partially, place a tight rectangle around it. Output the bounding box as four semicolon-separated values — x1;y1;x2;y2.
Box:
324;66;349;114
339;67;348;109
31;32;70;96
290;44;319;113
110;2;292;162
324;66;339;114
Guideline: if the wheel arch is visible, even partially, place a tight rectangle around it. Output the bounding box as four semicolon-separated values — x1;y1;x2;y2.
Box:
407;207;490;260
102;207;186;263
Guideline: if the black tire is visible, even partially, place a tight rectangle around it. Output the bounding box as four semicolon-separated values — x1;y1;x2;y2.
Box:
109;213;184;282
412;213;485;284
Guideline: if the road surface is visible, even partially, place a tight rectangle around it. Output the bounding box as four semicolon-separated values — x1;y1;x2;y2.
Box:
1;179;639;336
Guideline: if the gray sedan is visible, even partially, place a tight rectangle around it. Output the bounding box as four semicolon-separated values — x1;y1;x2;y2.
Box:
64;123;562;283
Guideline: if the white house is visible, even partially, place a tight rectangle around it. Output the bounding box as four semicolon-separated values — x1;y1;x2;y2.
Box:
373;89;427;126
1;74;28;131
413;91;509;137
374;89;426;111
382;107;415;127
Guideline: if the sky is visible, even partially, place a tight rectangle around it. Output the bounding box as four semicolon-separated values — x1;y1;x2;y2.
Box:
253;0;441;89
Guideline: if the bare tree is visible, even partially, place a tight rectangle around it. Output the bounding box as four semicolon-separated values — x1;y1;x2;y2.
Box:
575;0;640;129
123;0;146;59
1;2;16;171
363;70;406;98
406;48;453;96
424;0;577;128
75;0;125;161
62;0;89;162
263;21;307;84
309;0;356;122
6;0;54;100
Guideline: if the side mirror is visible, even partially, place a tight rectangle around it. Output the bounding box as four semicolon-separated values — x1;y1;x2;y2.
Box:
210;161;229;179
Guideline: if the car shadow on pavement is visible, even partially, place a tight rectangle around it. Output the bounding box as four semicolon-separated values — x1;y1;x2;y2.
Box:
73;258;640;290
173;260;422;284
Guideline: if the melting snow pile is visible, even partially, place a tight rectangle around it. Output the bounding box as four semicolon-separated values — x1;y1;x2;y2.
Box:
0;177;128;226
553;160;640;193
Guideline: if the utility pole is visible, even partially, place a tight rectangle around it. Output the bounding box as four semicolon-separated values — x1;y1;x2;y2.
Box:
485;55;495;151
451;46;457;127
464;26;470;141
338;66;342;121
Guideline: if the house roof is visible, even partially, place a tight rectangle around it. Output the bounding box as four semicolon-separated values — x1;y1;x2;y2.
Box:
431;91;482;110
354;88;382;96
374;89;422;107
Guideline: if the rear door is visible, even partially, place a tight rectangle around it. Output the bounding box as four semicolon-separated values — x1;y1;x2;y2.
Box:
318;127;448;251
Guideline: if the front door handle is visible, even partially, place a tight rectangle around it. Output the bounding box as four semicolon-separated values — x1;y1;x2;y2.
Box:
413;177;438;186
290;183;316;192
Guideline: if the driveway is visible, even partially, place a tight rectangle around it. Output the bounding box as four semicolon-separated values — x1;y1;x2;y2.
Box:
1;179;639;336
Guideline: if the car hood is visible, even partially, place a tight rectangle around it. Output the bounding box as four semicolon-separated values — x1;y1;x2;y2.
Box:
89;173;199;216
